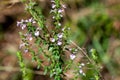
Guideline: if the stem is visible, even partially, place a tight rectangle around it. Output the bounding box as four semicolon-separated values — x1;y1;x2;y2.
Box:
70;40;93;63
70;40;105;80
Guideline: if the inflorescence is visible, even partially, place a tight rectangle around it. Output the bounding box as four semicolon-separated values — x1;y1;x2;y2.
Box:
17;0;101;80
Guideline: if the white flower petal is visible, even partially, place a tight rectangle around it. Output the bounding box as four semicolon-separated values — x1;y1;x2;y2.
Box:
70;54;76;60
50;38;55;42
79;69;83;74
34;31;40;37
57;41;62;45
81;63;85;66
57;33;63;38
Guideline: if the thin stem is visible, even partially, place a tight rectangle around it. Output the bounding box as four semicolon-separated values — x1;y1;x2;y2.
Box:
70;40;93;63
70;40;105;80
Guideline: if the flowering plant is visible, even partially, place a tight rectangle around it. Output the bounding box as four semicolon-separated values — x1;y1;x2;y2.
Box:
17;0;102;80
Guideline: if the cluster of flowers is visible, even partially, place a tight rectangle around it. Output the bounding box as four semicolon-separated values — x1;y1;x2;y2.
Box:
51;0;66;15
79;63;86;76
17;0;92;79
17;17;41;37
50;0;66;27
69;48;78;60
17;18;42;53
48;0;67;46
19;33;31;53
51;1;86;75
17;18;36;30
50;32;63;46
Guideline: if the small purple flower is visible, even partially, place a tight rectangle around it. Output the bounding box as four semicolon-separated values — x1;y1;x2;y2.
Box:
17;19;27;30
70;54;76;60
50;38;55;42
17;18;36;30
24;49;28;53
28;18;36;23
58;9;64;13
29;37;32;41
21;24;27;30
62;4;66;8
17;21;21;27
34;31;40;37
28;18;32;22
57;41;62;46
52;4;56;8
27;34;33;41
79;68;86;76
57;33;63;38
79;69;83;74
19;43;25;49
